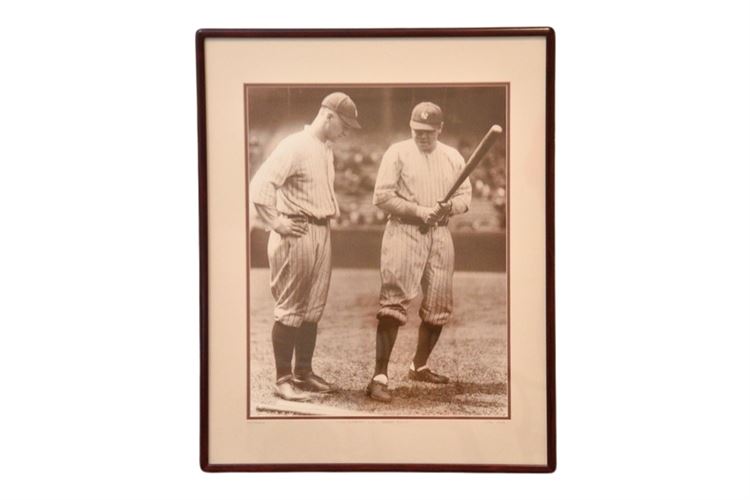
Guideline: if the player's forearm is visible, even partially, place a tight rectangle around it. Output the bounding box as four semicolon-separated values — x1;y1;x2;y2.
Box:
248;171;282;210
375;195;427;219
449;182;472;215
254;203;282;232
449;196;470;215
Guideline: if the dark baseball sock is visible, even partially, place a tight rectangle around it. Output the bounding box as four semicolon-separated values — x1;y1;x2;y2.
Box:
374;316;400;378
412;321;443;369
294;322;318;376
272;321;297;382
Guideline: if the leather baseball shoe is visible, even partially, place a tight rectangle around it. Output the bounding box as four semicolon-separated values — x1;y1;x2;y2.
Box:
293;372;337;393
274;377;312;401
366;379;392;403
408;367;449;384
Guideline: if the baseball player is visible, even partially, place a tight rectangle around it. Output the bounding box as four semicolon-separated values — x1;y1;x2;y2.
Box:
366;102;472;403
249;92;361;401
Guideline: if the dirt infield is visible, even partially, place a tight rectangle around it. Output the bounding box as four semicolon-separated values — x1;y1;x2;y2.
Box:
248;268;508;417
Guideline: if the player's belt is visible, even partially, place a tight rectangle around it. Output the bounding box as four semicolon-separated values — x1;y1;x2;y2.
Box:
390;215;449;227
282;213;331;226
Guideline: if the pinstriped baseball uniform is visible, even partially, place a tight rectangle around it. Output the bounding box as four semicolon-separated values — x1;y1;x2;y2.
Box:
373;139;472;326
249;126;338;327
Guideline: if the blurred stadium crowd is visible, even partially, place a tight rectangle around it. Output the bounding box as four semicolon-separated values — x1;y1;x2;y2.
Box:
249;131;506;232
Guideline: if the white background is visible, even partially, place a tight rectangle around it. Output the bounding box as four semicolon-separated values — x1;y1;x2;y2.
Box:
0;1;748;499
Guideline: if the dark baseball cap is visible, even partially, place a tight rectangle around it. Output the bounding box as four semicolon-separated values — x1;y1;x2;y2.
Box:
410;102;443;131
321;92;361;129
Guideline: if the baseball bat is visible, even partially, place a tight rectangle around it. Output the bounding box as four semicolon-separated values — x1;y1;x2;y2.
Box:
440;124;503;203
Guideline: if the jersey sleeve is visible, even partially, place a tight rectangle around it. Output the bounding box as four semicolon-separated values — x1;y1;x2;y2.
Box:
373;145;424;218
448;149;471;215
248;138;296;208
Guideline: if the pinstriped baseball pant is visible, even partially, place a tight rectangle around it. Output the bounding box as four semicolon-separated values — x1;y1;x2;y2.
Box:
377;220;455;326
267;223;332;328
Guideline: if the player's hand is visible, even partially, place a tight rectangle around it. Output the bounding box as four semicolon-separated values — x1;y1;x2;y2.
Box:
424;202;451;225
274;214;308;237
423;204;442;225
416;206;435;224
436;201;452;224
437;201;452;217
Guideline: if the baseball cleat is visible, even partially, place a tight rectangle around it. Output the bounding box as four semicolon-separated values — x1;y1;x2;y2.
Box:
293;372;337;393
274;377;313;401
408;367;449;384
366;379;392;403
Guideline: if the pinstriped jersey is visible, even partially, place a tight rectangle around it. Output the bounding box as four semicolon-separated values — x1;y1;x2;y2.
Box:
373;139;471;217
249;126;339;218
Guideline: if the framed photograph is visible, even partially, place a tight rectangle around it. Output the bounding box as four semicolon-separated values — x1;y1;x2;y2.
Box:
197;28;555;472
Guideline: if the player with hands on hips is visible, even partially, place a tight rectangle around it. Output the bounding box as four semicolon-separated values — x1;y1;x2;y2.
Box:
366;102;472;403
249;92;361;402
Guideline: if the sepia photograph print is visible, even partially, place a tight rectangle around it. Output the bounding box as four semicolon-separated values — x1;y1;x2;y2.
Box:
199;28;554;472
246;85;509;418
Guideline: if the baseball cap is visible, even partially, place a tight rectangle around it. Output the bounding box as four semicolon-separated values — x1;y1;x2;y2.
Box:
321;92;361;129
410;102;443;131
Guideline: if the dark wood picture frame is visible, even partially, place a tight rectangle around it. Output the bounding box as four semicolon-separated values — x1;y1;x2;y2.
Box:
197;27;555;472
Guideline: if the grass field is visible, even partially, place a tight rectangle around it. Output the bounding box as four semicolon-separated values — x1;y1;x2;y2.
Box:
249;268;508;417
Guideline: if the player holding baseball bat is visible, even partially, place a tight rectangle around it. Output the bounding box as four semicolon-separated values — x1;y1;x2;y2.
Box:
366;101;502;403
